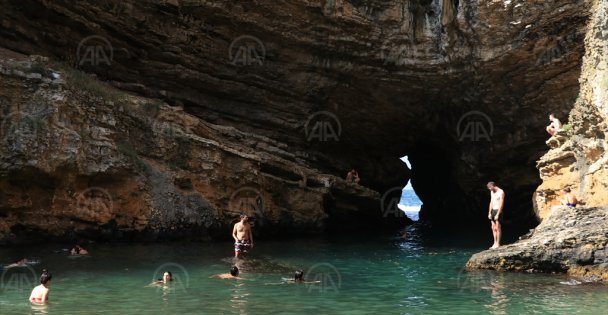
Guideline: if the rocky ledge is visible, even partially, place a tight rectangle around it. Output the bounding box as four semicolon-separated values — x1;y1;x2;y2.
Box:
466;205;608;281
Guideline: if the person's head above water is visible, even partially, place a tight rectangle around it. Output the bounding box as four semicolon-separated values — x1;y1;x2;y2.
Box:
40;269;52;285
294;270;304;282
230;266;239;277
162;271;173;282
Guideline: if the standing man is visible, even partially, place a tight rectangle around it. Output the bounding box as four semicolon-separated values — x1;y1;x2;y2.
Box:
232;214;253;258
487;182;505;249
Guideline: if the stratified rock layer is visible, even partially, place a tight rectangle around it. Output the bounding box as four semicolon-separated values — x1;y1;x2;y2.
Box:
0;52;400;242
0;0;592;231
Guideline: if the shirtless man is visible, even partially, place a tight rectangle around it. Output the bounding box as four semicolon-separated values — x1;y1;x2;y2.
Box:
346;169;360;184
487;182;505;249
560;187;578;207
210;266;243;280
232;214;253;258
546;113;563;137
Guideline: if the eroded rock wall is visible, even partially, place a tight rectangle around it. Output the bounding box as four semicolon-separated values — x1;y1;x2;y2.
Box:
468;0;608;277
0;0;593;237
535;0;608;219
0;52;394;242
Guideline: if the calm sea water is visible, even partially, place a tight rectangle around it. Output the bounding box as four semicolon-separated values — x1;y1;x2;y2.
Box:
400;188;422;221
1;226;606;315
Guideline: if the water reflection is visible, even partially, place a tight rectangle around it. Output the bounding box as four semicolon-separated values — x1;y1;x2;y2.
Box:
485;274;509;315
229;282;250;315
30;302;49;315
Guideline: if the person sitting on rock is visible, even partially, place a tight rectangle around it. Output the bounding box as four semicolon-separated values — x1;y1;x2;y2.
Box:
560;187;578;207
346;169;360;184
70;244;88;256
545;113;563;137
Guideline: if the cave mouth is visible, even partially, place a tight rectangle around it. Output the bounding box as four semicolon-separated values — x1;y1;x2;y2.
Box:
397;156;422;222
404;139;540;238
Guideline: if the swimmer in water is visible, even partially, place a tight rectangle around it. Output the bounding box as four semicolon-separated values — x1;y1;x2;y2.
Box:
70;244;89;256
210;266;243;280
146;271;173;287
29;269;52;303
266;270;321;285
5;258;29;268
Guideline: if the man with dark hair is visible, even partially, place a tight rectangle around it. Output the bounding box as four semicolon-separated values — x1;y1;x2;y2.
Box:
546;113;563;136
487;182;505;249
232;214;253;258
210;266;242;280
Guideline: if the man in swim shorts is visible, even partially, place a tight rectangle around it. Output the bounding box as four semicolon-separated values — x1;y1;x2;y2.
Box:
487;182;505;249
232;214;253;258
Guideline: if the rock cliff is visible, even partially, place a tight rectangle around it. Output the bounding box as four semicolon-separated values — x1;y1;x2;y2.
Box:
467;0;608;278
0;0;597;241
0;51;397;242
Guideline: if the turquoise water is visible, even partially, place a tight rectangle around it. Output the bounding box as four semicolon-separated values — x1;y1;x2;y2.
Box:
1;229;607;315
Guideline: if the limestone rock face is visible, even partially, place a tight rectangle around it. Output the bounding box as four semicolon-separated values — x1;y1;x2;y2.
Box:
0;52;399;242
466;206;608;280
534;0;608;220
0;0;592;232
467;0;608;276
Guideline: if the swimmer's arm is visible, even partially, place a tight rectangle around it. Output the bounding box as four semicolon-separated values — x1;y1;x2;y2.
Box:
232;225;238;242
